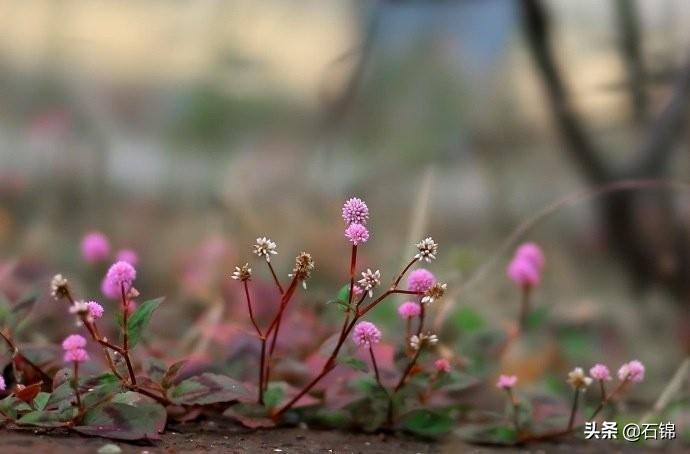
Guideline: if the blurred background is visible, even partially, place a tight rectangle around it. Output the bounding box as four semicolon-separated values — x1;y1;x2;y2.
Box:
1;0;690;421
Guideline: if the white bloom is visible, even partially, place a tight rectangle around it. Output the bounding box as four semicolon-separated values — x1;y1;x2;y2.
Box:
69;300;89;314
253;237;278;262
357;269;381;297
231;263;252;281
567;367;593;389
414;237;438;262
409;332;439;351
50;274;68;299
421;283;447;304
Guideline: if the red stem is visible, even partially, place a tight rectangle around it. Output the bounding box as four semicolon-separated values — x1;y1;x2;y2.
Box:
120;283;136;385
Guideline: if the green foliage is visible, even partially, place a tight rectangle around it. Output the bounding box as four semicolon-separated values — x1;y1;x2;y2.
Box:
263;383;285;409
401;409;454;437
75;398;167;441
223;403;275;429
161;360;187;390
0;290;38;334
17;407;76;427
169;373;251;405
337;355;369;373
126;297;164;348
456;424;519;445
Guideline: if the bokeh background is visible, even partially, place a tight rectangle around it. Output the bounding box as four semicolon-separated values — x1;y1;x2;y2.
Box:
1;0;690;428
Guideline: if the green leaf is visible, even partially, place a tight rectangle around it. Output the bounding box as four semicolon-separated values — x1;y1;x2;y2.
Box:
75;400;167;441
33;392;51;411
337;356;369;373
82;382;123;409
143;358;167;383
263;383;284;409
0;396;18;420
402;409;454;437
126;297;164;348
223;403;275;429
326;285;355;311
161;360;187;389
169;373;251;405
455;424;518;445
17;408;76;427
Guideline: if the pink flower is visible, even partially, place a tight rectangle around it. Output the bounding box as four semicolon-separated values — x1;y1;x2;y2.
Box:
434;358;451;373
345;223;369;245
64;348;89;363
86;301;104;320
618;360;645;383
101;276;119;299
342;197;369;225
80;231;111;263
497;374;518;389
398;301;421;319
352;285;363;297
589;363;612;381
116;249;139;266
62;334;87;351
352;321;381;347
515;242;545;270
0;375;5;391
407;268;436;293
104;261;136;295
507;256;540;287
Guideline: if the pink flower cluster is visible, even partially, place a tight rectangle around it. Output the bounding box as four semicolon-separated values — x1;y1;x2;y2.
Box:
87;301;104;320
102;261;137;299
507;242;544;288
81;232;110;263
496;374;518;389
407;268;435;293
434;358;451;373
352;321;381;347
62;334;89;363
342;198;370;246
589;363;612;381
345;223;369;246
617;360;645;383
398;301;421;319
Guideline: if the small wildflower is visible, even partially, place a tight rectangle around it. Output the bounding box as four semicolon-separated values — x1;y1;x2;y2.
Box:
352;321;381;347
87;301;104;320
290;252;315;288
434;358;451;373
618;360;645;383
515;242;545;270
64;348;89;363
398;301;421;319
497;374;518;389
421;282;447;304
253;237;278;262
69;300;89;315
589;363;612;381
104;261;136;294
0;375;5;392
507;256;540;288
567;367;593;389
50;274;69;300
352;285;364;297
231;263;252;282
409;332;439;351
414;237;438;262
344;223;369;246
407;268;436;293
81;231;111;263
342;197;369;225
62;334;87;351
358;269;381;297
116;249;139;266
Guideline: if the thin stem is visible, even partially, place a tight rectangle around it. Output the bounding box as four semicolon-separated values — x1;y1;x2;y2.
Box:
339;246;358;343
387;347;423;425
405;318;411;345
267;276;299;353
416;304;426;336
506;388;521;434
392;258;418;288
369;345;383;390
120;283;136;386
258;336;266;404
72;362;82;417
518;285;531;332
567;388;580;431
267;261;284;295
243;281;263;335
1;329;52;385
127;384;172;406
589;378;629;420
599;379;607;402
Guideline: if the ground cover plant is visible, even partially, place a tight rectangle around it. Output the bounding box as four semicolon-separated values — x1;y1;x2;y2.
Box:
0;197;680;448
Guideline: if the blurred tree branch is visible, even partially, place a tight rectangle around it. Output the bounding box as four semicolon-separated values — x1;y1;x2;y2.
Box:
615;0;648;127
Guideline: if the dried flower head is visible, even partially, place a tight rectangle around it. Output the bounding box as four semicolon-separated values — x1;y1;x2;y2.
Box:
64;348;89;363
104;261;137;294
589;363;612;381
409;332;439;351
398;301;421;319
567;367;593;389
497;374;518;389
50;274;69;300
69;300;89;315
116;249;139;266
414;237;438;262
344;223;369;246
618;360;645;383
422;282;447;304
358;269;381;297
407;268;436;293
352;321;381;347
290;252;315;288
81;231;111;263
253;237;278;262
62;334;87;351
87;301;104;320
507;256;540;288
434;358;451;373
342;197;369;225
231;263;252;282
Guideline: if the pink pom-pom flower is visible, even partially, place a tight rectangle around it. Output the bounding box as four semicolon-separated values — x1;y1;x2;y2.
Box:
515;242;545;270
0;375;5;392
342;197;369;225
104;261;136;294
618;360;645;383
407;268;436;293
86;301;104;320
398;301;421;319
116;249;139;266
352;321;381;347
62;334;87;351
496;374;518;389
589;363;612;381
64;348;89;363
507;256;540;287
345;223;369;246
434;358;451;373
81;231;111;263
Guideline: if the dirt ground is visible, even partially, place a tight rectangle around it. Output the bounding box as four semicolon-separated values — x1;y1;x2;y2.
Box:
0;422;681;453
